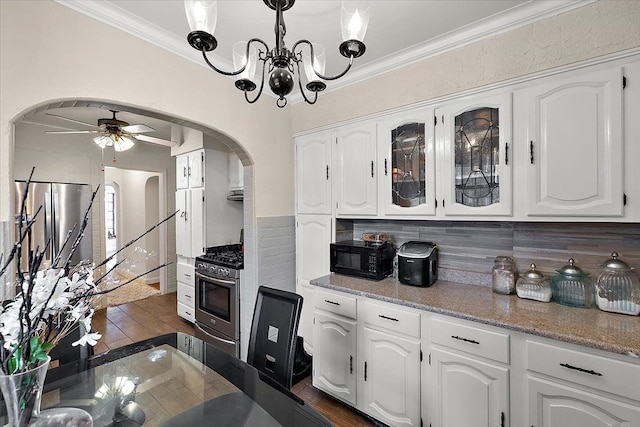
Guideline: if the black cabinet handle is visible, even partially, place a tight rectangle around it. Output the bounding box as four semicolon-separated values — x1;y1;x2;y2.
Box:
379;314;399;322
451;335;480;345
183;167;187;177
350;355;353;374
364;361;368;381
371;160;374;178
384;158;388;176
505;142;509;165
326;165;329;180
324;299;340;306
560;363;602;376
530;141;534;164
501;411;505;427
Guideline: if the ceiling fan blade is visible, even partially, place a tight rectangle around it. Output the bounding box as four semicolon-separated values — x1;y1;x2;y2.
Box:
122;124;155;133
45;130;96;134
45;113;99;129
134;134;176;147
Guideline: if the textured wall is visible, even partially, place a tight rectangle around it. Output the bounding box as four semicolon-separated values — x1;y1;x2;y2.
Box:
349;220;640;287
290;1;640;133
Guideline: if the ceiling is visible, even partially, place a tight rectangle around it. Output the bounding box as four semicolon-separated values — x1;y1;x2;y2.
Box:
20;0;586;146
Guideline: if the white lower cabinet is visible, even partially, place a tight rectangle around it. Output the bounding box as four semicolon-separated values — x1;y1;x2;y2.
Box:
528;376;640;427
427;315;510;427
360;326;421;427
313;310;357;405
310;286;640;427
176;262;195;322
431;348;509;427
526;338;640;427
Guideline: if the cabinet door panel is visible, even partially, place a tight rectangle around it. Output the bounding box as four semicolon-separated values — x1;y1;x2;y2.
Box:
526;67;623;216
176;154;189;189
438;91;512;216
361;327;421;427
296;132;332;214
189;187;205;257
336;122;378;216
296;215;332;352
313;311;357;405
188;150;204;188
431;347;509;427
379;108;436;217
175;189;189;257
528;376;640;427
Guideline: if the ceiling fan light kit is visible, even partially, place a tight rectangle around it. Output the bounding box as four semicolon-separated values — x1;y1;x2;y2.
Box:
184;0;370;108
45;109;176;152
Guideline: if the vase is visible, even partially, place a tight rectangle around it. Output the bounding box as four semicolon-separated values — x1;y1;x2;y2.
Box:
0;356;50;427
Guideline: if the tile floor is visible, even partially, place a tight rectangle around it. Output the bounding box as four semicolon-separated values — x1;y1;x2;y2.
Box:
93;293;377;427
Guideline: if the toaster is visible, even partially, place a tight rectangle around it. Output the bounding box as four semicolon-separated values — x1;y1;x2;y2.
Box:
397;241;438;287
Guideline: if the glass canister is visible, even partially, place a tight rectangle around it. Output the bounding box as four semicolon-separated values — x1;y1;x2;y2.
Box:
595;252;640;316
516;263;552;302
551;258;595;308
492;256;516;295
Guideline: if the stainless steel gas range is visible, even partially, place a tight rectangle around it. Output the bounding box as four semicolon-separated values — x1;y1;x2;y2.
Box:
194;244;243;358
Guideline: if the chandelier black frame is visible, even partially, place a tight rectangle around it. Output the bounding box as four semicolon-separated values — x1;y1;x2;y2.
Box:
186;0;367;108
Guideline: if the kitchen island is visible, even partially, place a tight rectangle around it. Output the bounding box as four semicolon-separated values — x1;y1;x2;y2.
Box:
311;273;640;358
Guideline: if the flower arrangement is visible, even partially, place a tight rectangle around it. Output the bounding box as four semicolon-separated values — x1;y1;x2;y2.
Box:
0;169;174;425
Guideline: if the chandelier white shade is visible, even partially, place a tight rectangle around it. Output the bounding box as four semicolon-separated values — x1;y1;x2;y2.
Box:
184;0;370;108
94;134;135;152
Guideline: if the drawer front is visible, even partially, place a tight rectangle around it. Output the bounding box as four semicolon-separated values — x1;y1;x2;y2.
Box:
177;281;195;308
177;302;195;323
431;316;510;364
527;340;640;401
315;289;357;319
177;263;195;285
361;300;420;338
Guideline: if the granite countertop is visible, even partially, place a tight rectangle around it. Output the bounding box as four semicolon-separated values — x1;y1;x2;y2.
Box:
310;274;640;359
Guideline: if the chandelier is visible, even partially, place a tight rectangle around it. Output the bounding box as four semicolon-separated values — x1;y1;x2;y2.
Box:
94;134;135;152
184;0;370;108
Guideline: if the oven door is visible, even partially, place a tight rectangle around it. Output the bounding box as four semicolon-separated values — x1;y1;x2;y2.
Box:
195;272;239;340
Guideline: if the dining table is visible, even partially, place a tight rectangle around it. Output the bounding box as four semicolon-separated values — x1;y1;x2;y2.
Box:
32;332;332;427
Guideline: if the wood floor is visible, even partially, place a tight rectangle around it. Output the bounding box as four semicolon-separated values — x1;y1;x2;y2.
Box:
93;293;377;427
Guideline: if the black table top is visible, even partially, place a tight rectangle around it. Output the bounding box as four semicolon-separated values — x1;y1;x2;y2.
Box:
38;333;332;427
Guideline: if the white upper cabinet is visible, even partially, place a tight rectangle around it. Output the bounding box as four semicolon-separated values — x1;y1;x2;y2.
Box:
437;91;513;216
522;67;624;217
176;150;205;189
335;121;378;216
295;131;333;215
228;151;244;191
175;188;205;258
378;108;436;217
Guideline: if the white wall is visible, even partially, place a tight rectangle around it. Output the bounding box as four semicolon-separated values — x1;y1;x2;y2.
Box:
290;1;640;133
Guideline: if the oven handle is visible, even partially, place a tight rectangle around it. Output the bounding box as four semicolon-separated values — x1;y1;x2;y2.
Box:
195;272;236;287
195;323;237;346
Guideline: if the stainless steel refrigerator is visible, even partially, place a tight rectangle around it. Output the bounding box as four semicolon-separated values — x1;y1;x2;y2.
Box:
14;181;93;271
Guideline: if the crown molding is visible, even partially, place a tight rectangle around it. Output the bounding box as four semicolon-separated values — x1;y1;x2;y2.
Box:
56;0;594;106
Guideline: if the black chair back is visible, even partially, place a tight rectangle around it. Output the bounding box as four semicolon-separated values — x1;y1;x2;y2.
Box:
247;286;302;390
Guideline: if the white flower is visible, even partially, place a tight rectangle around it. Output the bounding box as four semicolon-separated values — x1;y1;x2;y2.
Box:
72;332;102;347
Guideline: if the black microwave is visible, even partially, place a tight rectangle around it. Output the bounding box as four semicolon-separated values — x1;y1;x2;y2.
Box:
330;240;396;281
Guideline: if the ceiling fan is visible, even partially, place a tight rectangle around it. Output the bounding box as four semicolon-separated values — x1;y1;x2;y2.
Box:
45;110;175;152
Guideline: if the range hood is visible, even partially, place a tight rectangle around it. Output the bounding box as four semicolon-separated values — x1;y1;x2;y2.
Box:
227;189;243;201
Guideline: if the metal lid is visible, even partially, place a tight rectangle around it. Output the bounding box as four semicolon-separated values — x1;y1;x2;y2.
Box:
556;258;588;276
398;241;436;258
522;263;545;281
601;252;632;271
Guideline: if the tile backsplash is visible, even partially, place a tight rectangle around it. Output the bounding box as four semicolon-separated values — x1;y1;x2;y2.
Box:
342;220;640;287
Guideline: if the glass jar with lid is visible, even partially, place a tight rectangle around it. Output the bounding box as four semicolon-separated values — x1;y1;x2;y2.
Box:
595;252;640;316
492;256;516;295
516;263;551;302
551;258;594;308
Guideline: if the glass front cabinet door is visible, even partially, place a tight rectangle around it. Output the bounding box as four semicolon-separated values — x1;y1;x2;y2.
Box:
437;91;512;216
379;108;436;216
